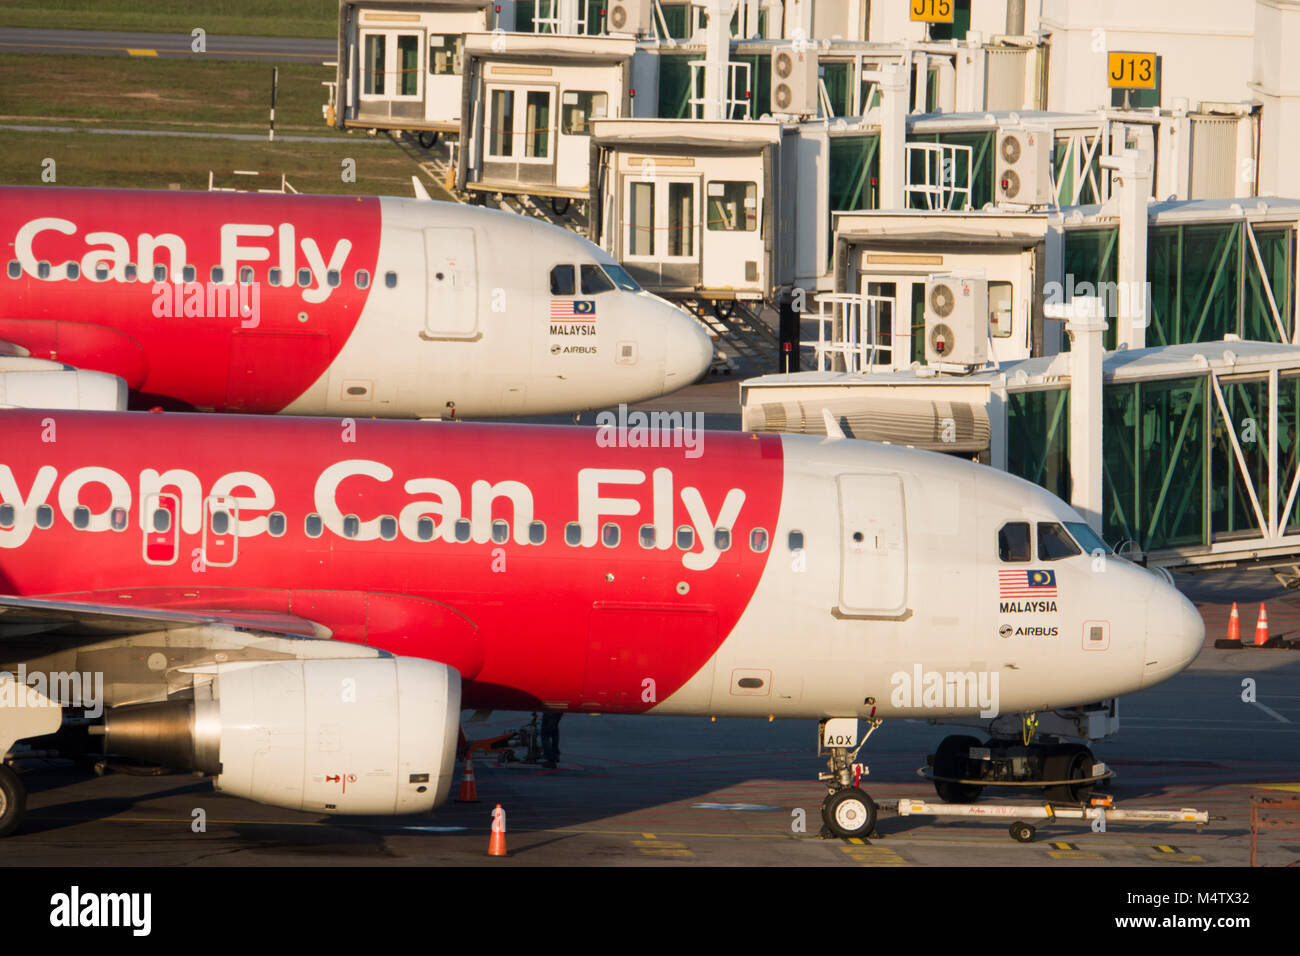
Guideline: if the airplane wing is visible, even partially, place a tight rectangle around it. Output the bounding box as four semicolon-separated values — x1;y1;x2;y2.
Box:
0;593;391;710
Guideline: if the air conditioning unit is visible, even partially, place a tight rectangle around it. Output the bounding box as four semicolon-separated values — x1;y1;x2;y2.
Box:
771;46;819;116
606;0;651;35
925;275;989;367
995;128;1052;206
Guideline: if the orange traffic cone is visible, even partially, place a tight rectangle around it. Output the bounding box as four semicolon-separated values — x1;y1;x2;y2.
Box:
1216;602;1243;649
1254;603;1271;646
456;752;478;803
488;804;507;857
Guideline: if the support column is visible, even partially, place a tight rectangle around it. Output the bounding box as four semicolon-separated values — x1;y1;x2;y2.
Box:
879;63;908;209
1100;149;1151;349
1062;297;1106;533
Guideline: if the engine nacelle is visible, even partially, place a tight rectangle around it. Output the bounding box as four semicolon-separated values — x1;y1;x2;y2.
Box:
0;362;127;411
103;657;460;816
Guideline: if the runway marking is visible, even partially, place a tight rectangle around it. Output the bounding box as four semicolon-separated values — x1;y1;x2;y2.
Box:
126;49;158;56
1249;782;1300;792
632;835;694;859
1252;701;1292;723
1046;841;1104;860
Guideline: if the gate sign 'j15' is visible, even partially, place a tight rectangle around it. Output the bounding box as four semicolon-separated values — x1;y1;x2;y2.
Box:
0;410;1203;838
0;186;712;416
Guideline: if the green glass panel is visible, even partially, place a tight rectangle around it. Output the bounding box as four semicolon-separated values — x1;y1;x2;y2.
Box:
1137;377;1206;550
828;135;879;211
1102;382;1139;547
1281;375;1300;531
1210;379;1268;537
911;283;926;365
516;0;536;32
929;0;971;41
1148;223;1241;346
1007;389;1071;502
821;61;852;116
1061;227;1119;351
1244;227;1295;342
657;54;692;118
659;3;690;39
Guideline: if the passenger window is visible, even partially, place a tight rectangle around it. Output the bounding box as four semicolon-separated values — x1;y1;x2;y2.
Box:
327;270;340;288
268;512;287;537
269;267;282;287
37;261;50;279
714;528;731;551
639;525;656;548
240;266;255;285
491;519;509;544
125;263;138;282
153;264;167;282
0;503;13;528
305;514;323;538
750;528;769;553
565;521;582;546
183;265;197;283
385;271;398;289
297;268;311;288
380;516;398;541
208;266;221;283
676;525;694;550
998;522;1031;562
72;506;91;530
580;264;614;295
454;518;471;543
35;505;53;529
417;516;435;541
550;264;575;296
787;530;804;551
66;262;80;280
211;510;231;535
5;261;18;279
342;515;360;538
355;270;371;289
110;507;128;531
1038;522;1081;560
152;508;171;533
602;522;620;548
528;520;546;545
94;263;110;281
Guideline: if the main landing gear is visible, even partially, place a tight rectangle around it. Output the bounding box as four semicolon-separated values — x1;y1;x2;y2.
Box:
817;717;882;839
0;764;24;838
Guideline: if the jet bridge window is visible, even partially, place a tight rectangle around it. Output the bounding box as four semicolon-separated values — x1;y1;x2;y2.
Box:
1038;522;1081;560
706;181;757;232
998;522;1031;562
550;264;576;296
363;34;386;95
561;91;607;135
430;35;462;76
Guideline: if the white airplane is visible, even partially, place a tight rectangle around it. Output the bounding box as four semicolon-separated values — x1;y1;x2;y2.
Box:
0;410;1203;838
0;185;713;416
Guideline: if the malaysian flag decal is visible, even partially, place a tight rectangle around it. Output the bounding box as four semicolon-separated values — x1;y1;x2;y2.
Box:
550;299;596;321
997;568;1057;598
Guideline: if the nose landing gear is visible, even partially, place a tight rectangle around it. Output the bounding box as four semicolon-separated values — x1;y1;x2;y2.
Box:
817;717;882;839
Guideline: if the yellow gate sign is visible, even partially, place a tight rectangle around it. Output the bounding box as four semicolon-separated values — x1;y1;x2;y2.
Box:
1108;52;1157;89
910;0;954;23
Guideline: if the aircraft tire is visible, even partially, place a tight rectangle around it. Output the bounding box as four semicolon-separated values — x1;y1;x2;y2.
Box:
1044;745;1095;803
417;131;440;149
0;764;25;838
821;787;876;839
932;735;984;803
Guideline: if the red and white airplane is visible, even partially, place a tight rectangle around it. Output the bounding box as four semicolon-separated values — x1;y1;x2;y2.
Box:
0;409;1203;838
0;185;712;416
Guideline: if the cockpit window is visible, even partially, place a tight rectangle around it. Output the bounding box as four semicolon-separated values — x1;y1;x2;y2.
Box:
1065;521;1112;556
997;522;1031;562
601;262;641;292
580;264;614;295
549;264;575;296
1037;522;1081;560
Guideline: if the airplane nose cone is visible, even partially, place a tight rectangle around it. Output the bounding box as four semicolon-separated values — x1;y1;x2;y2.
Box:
1140;579;1204;689
662;310;713;392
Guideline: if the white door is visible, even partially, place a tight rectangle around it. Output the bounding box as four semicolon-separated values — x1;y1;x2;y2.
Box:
837;474;907;616
423;227;478;338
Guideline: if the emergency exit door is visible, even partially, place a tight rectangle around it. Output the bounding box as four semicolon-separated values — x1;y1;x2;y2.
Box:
837;474;907;616
423;227;478;338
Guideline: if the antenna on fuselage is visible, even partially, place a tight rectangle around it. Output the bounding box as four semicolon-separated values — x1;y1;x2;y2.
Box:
821;407;846;441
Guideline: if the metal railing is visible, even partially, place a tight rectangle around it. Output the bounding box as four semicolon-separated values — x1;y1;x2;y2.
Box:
812;292;898;373
687;60;752;120
905;141;972;210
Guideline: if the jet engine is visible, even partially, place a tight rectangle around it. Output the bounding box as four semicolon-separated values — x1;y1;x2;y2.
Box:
100;657;460;815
